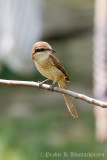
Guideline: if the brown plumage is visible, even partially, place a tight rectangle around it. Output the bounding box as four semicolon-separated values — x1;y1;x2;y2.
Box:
49;54;70;82
31;41;78;118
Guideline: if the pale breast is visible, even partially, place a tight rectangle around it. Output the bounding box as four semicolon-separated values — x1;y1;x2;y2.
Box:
34;58;64;82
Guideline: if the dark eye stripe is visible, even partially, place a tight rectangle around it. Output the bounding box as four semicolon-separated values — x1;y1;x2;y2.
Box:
35;48;50;53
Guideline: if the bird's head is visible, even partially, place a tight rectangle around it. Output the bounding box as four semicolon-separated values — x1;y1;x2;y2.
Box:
31;41;55;60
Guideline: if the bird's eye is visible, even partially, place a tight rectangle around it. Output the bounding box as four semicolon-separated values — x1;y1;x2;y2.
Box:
35;49;39;52
35;48;45;53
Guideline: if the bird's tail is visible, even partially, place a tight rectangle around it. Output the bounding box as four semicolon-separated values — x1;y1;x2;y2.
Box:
58;80;78;118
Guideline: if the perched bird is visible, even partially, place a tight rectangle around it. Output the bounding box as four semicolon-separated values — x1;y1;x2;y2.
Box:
31;41;78;118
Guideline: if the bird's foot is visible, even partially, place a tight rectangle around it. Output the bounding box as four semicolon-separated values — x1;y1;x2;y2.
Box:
38;79;49;87
50;82;56;91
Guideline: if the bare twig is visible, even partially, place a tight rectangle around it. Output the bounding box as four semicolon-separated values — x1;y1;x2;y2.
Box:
0;79;107;108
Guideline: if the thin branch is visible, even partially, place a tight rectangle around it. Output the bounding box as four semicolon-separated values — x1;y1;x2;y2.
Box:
0;79;107;108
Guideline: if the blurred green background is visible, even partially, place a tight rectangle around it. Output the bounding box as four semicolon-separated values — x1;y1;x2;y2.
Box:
0;0;106;160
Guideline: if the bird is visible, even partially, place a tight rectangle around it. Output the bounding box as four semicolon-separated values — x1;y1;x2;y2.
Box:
31;41;78;118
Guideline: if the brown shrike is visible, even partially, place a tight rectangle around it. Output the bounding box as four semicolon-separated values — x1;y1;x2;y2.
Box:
31;41;78;118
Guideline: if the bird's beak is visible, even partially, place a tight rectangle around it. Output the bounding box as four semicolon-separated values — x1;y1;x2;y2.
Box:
50;48;56;53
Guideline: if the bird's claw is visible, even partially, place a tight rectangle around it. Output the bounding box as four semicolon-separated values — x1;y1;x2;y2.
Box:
38;82;43;87
50;83;56;91
38;79;49;87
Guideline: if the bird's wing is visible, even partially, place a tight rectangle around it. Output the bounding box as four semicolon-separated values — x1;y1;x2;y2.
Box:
49;54;70;82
